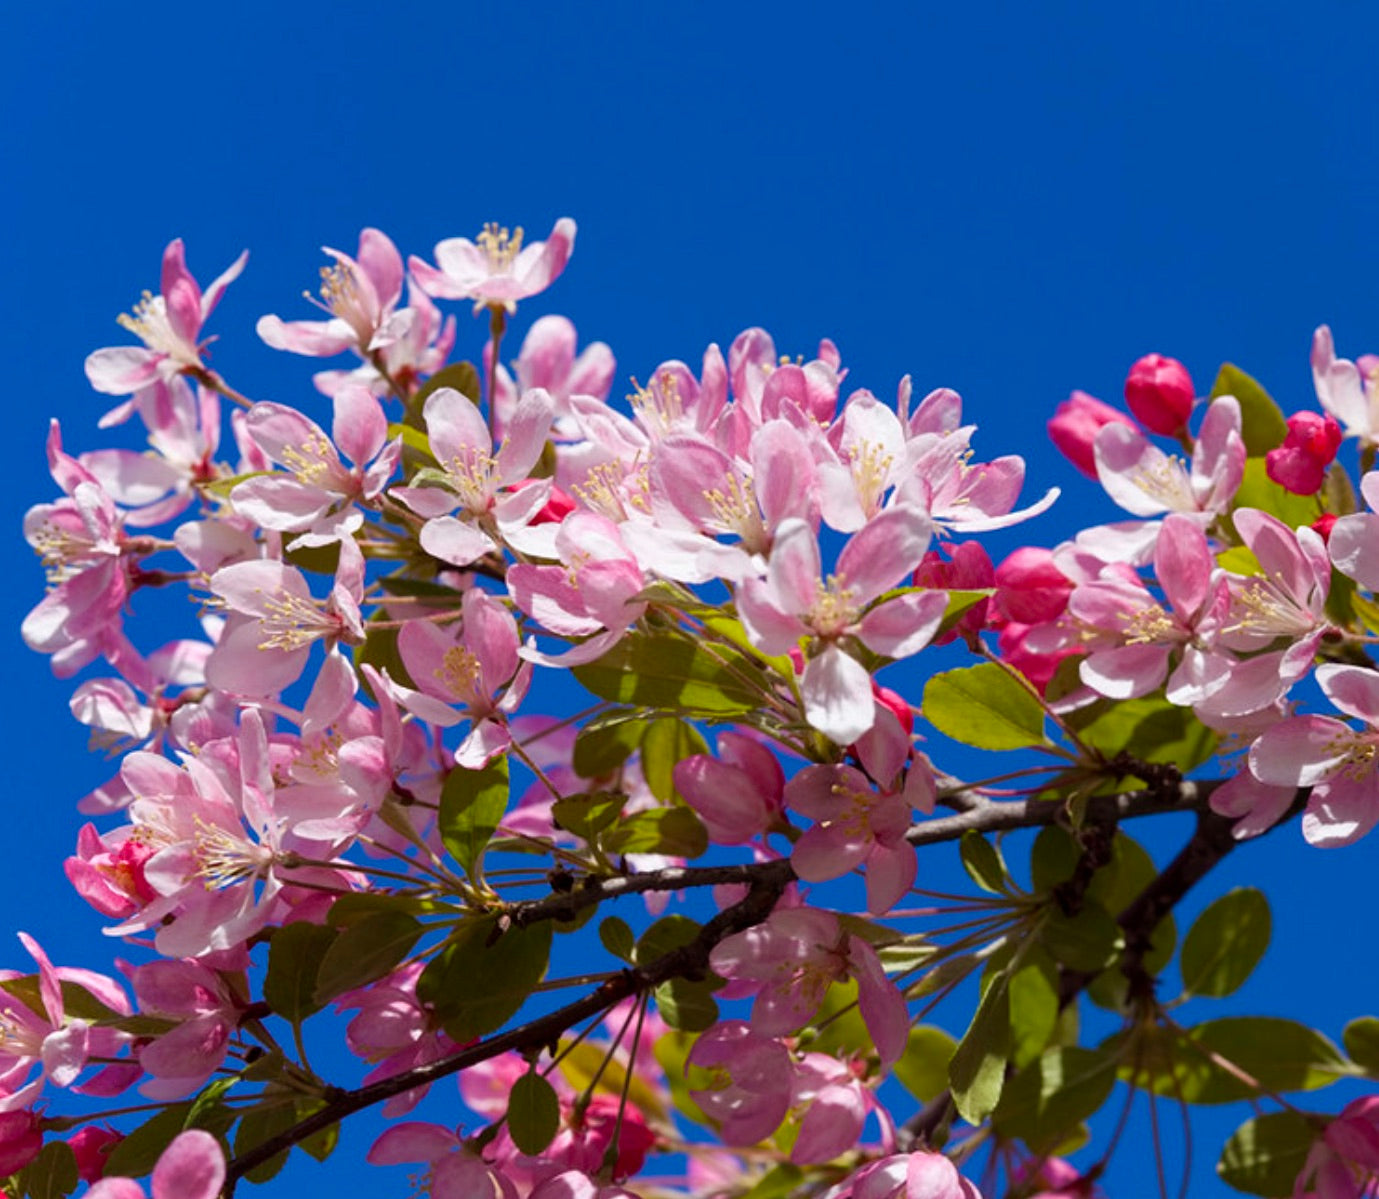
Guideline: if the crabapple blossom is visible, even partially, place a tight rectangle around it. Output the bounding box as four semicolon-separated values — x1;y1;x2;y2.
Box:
86;1129;226;1199
1047;390;1135;478
85;239;247;398
1267;410;1344;494
410;217;576;313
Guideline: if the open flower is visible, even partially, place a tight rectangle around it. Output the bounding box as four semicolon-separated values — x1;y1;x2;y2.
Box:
410;218;576;313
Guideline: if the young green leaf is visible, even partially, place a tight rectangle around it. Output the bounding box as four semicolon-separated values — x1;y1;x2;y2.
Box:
264;922;339;1023
439;756;510;879
1180;888;1271;999
922;663;1046;751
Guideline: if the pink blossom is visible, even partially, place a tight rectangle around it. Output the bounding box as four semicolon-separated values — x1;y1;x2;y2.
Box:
205;538;366;698
491;314;615;439
368;1123;518;1199
686;1020;794;1145
257;228;413;361
394;385;556;566
0;1110;43;1175
1328;471;1379;591
127;958;239;1098
709;908;908;1063
995;546;1074;625
335;961;460;1116
835;1151;983;1198
410;218;576;313
86;1129;225;1199
674;730;786;845
735;507;945;744
1094;394;1244;522
1267;411;1344;495
1293;1096;1379;1199
1250;663;1379;846
85;239;247;396
912;541;994;646
1124;353;1195;435
1312;324;1379;446
1047;390;1134;478
230;389;400;533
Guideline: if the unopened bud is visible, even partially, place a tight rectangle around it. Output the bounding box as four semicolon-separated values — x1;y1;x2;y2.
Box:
1047;391;1133;478
1265;411;1343;495
1124;354;1194;435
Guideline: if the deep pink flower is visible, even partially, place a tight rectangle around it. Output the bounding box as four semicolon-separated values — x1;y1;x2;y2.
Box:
995;546;1074;625
410;218;576;313
1047;390;1134;478
1266;411;1343;495
1124;353;1194;435
68;1125;123;1183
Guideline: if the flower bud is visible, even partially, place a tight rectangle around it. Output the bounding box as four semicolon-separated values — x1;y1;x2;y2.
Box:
68;1125;122;1183
1312;512;1338;543
1124;353;1194;435
1265;410;1343;495
1047;390;1133;478
0;1112;42;1176
995;546;1073;625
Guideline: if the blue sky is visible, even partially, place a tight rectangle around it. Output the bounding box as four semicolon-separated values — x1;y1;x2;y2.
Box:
4;2;1379;1195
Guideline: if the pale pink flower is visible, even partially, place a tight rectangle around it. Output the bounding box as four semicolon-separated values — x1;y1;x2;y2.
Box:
789;1052;882;1164
1329;471;1379;591
490;314;615;439
394;385;556;566
673;730;786;845
1250;663;1379;846
710;907;908;1063
1312;324;1379;446
335;961;460;1116
229;388;400;533
1094;394;1244;522
410;218;576;313
835;1151;983;1199
127;958;238;1099
368;1123;518;1199
1209;770;1298;840
86;1129;225;1199
205;537;366;697
735;507;945;744
687;1020;794;1145
85;239;247;397
382;589;529;767
257;228;414;362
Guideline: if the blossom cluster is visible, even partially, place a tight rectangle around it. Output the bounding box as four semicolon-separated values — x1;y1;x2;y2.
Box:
14;219;1379;1199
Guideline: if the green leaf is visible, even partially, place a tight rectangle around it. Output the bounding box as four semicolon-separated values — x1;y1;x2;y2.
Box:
599;916;636;962
1040;899;1124;974
1180;888;1271;999
1217;1110;1319;1197
736;1166;807;1198
1069;694;1217;775
1344;1016;1379;1076
412;361;481;410
655;977;720;1031
959;830;1009;894
16;1142;78;1199
102;1103;193;1179
1210;363;1288;456
601;806;709;858
385;420;435;464
1216;545;1263;576
1231;458;1323;531
1030;826;1079;893
640;717;709;802
572;710;648;777
0;977;123;1025
264;922;338;1022
933;588;994;640
1008;951;1061;1068
234;1093;299;1184
893;1025;958;1101
922;662;1046;751
993;1045;1119;1152
804;979;870;1057
439;756;510;879
417;919;552;1041
314;911;424;1004
551;791;626;840
326;891;446;927
354;621;416;691
294;1098;339;1161
634;915;702;964
572;632;760;714
507;1070;561;1156
949;972;1010;1123
1136;1017;1349;1104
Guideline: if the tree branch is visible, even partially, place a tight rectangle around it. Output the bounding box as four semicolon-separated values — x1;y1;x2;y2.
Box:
224;860;794;1190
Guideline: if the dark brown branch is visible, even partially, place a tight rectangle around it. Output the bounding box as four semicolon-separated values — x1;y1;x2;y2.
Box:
224;860;794;1191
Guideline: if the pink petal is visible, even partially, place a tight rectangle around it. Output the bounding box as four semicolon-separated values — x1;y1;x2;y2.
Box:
801;646;875;744
150;1130;226;1199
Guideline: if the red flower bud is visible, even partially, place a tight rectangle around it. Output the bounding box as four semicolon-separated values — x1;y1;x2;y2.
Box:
1047;390;1133;478
1124;354;1195;435
1312;513;1338;543
1265;411;1343;495
995;546;1074;625
67;1126;122;1183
